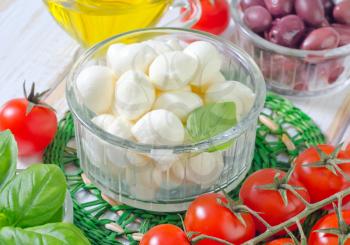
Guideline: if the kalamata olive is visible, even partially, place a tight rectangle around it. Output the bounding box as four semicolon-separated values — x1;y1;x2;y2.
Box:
301;27;340;50
329;66;344;83
264;0;294;17
333;0;350;25
240;0;266;11
295;0;325;27
332;24;350;46
243;6;272;33
321;0;334;15
267;15;305;47
261;54;301;83
316;59;344;84
321;18;330;27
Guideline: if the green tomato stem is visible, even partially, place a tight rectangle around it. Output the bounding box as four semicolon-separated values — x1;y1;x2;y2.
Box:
242;187;350;244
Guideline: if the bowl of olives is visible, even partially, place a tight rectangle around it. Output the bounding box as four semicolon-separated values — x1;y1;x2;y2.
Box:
232;0;350;97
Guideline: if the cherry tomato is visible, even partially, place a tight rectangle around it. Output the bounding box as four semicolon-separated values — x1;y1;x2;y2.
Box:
184;193;255;244
239;168;310;233
346;144;350;155
266;238;295;245
309;211;350;245
190;0;231;35
0;84;57;156
293;144;350;207
140;224;190;245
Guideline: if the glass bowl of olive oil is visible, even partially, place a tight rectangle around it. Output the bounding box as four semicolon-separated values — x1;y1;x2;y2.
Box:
43;0;201;47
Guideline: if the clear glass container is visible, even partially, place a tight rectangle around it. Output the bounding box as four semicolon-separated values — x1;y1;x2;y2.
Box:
66;28;266;212
231;0;350;97
63;191;74;223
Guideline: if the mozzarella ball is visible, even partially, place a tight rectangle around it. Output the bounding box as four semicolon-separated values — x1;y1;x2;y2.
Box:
166;39;188;50
205;81;255;120
191;71;226;94
149;51;198;90
92;114;116;129
84;114;116;167
125;152;151;167
115;70;155;120
150;153;179;171
76;65;115;114
126;163;156;200
153;91;203;121
144;40;173;54
184;41;222;87
104;117;135;168
107;43;156;77
107;149;151;169
186;152;224;187
105;116;134;140
152;160;185;189
83;130;104;168
131;109;185;145
106;43;125;68
83;139;103;167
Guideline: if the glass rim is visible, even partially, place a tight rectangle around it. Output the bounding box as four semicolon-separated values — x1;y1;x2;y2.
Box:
66;27;266;153
231;0;350;59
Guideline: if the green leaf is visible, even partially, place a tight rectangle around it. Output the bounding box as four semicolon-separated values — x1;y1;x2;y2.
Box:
0;212;9;228
186;102;237;150
46;207;64;223
0;164;67;228
0;223;90;245
0;130;17;189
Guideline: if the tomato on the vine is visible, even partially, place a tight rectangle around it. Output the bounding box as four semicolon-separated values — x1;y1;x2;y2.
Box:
140;224;190;245
266;238;295;245
293;144;350;207
0;83;57;156
309;211;350;245
239;168;310;233
184;0;230;35
184;193;255;244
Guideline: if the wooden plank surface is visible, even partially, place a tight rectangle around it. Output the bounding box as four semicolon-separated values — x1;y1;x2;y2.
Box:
1;0;350;146
0;0;79;105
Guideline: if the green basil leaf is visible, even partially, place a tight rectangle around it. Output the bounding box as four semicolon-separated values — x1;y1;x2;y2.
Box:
46;207;64;223
0;164;67;228
186;102;237;145
0;212;9;228
0;130;17;189
0;223;90;245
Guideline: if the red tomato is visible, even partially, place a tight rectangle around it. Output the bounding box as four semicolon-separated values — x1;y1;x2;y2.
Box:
186;0;230;35
293;145;350;207
266;238;295;245
239;168;310;233
184;193;255;244
346;144;350;155
140;224;190;245
309;211;350;245
0;86;57;156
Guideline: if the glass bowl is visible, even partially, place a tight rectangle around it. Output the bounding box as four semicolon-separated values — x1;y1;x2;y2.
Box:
66;28;266;212
63;191;73;223
231;0;350;97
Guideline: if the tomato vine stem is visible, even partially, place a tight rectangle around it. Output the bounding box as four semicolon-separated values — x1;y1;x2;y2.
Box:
242;187;350;244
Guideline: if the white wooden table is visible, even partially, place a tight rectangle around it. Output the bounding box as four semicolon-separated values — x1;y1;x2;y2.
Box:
1;0;350;152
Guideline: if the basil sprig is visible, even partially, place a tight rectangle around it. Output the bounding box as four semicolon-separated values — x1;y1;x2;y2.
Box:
0;130;17;190
186;102;237;151
0;131;90;244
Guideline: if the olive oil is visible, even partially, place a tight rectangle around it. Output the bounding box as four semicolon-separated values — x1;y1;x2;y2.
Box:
44;0;172;47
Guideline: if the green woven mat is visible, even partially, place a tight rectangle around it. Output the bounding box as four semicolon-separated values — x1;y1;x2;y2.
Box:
43;93;325;244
